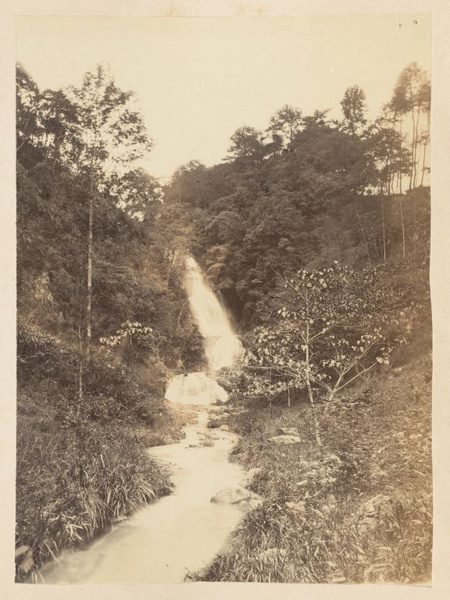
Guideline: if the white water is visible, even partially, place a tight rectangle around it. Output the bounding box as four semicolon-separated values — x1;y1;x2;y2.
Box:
165;255;242;406
184;255;242;374
41;256;246;584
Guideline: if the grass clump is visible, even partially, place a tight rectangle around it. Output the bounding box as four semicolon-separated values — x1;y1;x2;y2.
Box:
15;327;179;582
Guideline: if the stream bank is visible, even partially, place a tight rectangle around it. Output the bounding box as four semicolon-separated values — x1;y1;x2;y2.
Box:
40;404;259;584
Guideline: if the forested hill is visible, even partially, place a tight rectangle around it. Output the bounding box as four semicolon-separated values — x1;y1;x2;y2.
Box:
16;60;431;583
163;66;430;329
17;64;203;377
16;64;202;580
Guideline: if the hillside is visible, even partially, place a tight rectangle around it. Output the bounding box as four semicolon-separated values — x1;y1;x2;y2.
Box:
16;60;432;584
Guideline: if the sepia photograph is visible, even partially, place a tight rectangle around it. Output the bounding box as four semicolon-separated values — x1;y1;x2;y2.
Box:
12;8;434;589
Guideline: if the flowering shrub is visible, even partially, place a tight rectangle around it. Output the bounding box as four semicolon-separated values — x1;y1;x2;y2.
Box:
99;320;158;359
239;263;417;422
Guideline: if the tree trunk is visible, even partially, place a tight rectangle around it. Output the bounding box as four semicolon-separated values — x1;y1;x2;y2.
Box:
77;358;84;410
409;107;416;191
324;373;343;414
76;323;84;409
421;110;430;187
413;107;421;189
165;249;177;291
380;187;387;264
357;211;372;265
398;196;406;260
305;317;322;446
78;177;95;406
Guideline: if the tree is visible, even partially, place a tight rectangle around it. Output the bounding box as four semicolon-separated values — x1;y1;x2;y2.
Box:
389;63;430;190
62;65;153;400
239;263;416;445
340;85;368;137
366;122;411;261
227;126;267;166
267;105;303;149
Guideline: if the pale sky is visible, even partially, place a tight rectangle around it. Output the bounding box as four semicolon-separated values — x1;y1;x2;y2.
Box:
16;15;431;180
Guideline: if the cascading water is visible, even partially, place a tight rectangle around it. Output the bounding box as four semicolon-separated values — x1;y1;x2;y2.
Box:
40;255;250;585
165;256;242;406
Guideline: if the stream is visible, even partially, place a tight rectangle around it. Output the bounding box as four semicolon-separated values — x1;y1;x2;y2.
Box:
41;256;248;584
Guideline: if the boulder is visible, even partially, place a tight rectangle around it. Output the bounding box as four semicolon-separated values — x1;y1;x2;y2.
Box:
267;435;301;445
276;427;299;436
244;467;262;484
237;494;262;512
211;486;252;504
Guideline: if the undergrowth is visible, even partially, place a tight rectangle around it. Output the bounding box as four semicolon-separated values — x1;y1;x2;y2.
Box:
15;327;182;582
196;346;432;584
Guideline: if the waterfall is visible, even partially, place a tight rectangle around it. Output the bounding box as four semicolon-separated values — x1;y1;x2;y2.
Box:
41;255;249;584
165;256;242;405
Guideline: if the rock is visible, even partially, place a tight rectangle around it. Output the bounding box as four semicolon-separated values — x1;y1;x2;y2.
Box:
15;545;31;559
247;496;262;509
211;486;252;504
267;435;301;445
219;424;230;431
215;377;233;392
244;467;262;484
276;427;299;436
358;494;392;535
331;576;347;584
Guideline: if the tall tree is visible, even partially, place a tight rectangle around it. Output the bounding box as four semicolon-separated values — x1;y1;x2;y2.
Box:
227;126;267;166
340;85;368;137
65;65;153;399
367;121;410;261
389;63;430;190
267;105;303;150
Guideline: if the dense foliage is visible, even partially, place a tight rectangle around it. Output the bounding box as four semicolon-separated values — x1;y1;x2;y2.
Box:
16;59;431;584
16;64;201;580
163;63;430;329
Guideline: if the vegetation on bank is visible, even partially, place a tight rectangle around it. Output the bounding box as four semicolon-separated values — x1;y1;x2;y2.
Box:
15;65;200;581
170;61;432;583
196;336;432;583
15;327;190;582
16;57;432;584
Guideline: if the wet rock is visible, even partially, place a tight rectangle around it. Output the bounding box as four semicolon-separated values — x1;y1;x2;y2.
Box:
215;376;233;392
276;427;299;436
211;486;252;504
267;435;301;445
